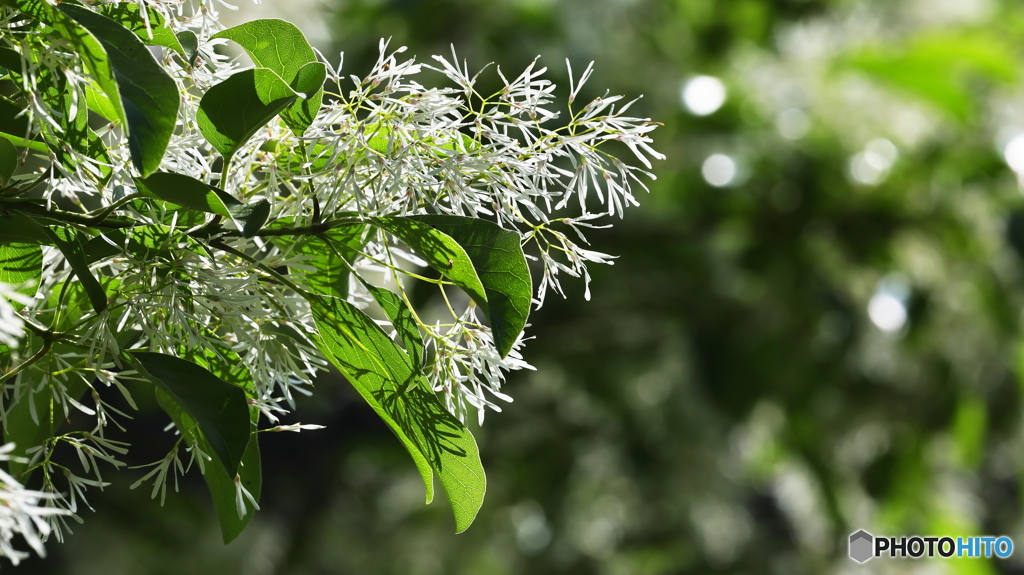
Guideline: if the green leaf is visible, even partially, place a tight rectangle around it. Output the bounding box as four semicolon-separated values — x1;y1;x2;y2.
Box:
309;295;486;532
0;242;42;310
156;389;261;543
58;4;180;176
212;19;317;85
0;212;52;244
10;0;125;126
136;172;271;237
197;68;297;159
212;19;324;134
411;216;531;358
162;341;260;542
136;172;235;216
277;224;366;299
85;81;122;124
129;351;251;478
177;31;200;67
0;137;16;186
367;284;425;371
99;2;186;55
45;226;108;314
281;226;424;369
281;61;326;133
371;217;488;310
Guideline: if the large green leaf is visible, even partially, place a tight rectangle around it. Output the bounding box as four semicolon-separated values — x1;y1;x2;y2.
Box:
0;242;42;310
136;172;270;237
276;224;366;299
285;226;425;369
154;342;260;543
156;389;261;543
58;5;179;176
212;20;324;134
366;284;425;371
372;217;488;309
309;294;485;532
411;216;531;358
197;68;297;159
281;61;326;133
129;352;251;479
213;20;316;88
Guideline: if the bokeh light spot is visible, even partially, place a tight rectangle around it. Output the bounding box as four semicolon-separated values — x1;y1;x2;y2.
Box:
682;75;727;116
702;154;737;187
1004;133;1024;174
868;293;906;332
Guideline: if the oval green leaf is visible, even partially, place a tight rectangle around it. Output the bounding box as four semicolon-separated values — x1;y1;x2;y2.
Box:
309;294;486;532
371;217;488;310
212;19;324;134
212;19;317;85
58;4;180;176
130;351;251;479
155;389;261;543
137;172;271;237
197;68;297;159
411;215;531;358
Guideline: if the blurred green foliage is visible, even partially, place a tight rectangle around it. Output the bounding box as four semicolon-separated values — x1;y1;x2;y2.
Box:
21;0;1024;573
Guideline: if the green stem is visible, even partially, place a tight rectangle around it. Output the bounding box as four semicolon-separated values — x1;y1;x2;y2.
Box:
211;217;362;238
220;155;232;189
80;192;145;224
0;339;51;385
5;202;134;229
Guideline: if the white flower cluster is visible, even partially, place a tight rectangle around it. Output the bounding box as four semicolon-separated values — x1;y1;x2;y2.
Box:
0;0;660;557
0;443;68;566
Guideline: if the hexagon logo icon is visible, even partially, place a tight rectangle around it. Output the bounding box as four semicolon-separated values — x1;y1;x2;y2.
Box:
849;530;874;563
